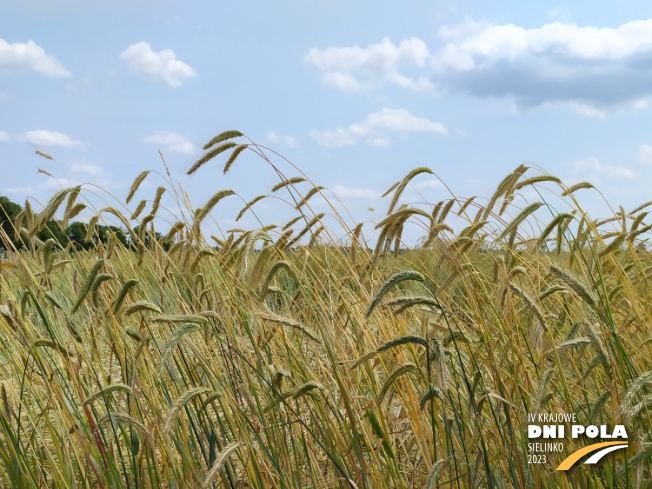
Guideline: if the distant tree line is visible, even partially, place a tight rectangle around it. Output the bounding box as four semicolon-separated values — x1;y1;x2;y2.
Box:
0;195;160;252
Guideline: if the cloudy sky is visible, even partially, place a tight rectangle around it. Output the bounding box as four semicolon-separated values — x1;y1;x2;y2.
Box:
2;0;652;239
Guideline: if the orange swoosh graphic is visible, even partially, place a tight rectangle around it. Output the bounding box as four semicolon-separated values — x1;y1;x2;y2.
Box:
557;441;628;470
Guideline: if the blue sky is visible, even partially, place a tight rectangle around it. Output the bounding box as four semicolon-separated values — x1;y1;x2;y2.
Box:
2;0;652;241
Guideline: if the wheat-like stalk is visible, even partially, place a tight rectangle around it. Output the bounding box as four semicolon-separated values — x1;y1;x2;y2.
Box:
99;413;153;447
366;271;427;317
2;151;652;487
202;442;242;488
387;167;434;215
297;186;324;209
149;186;166;217
71;259;104;313
192;190;236;237
83;384;133;407
549;265;597;309
513;175;561;191
271;177;306;193
188;142;238;175
126;171;150;204
124;300;161;316
158;324;202;376
31;188;70;237
376;363;417;405
202;130;243;150
164;386;211;432
562;182;594;196
223;144;248;174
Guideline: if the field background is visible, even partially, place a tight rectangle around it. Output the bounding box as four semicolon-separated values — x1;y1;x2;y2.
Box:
0;134;651;488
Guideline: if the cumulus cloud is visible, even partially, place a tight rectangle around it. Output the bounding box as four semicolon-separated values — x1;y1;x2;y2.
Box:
306;37;433;92
24;130;88;149
638;144;652;165
308;19;652;114
572;156;635;179
120;42;196;87
141;131;196;154
311;108;447;148
438;17;492;42
431;19;652;113
332;184;379;199
266;131;300;148
0;38;71;78
0;130;88;149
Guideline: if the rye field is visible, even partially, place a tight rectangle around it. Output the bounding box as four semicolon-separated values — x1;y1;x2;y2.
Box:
0;131;651;488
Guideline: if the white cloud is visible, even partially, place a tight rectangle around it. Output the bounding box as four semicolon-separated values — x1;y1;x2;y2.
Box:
0;38;71;78
332;184;379;199
310;127;361;148
364;109;447;134
572;156;635;179
69;161;103;175
141;131;196;154
638;144;652;165
432;19;652;113
308;19;652;114
306;37;433;92
438;17;491;41
23;130;88;149
120;42;196;87
266;131;300;148
0;130;88;149
414;178;444;189
562;102;609;119
311;108;447;148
